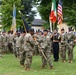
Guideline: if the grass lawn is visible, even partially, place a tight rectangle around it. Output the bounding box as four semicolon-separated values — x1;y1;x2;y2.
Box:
0;47;76;75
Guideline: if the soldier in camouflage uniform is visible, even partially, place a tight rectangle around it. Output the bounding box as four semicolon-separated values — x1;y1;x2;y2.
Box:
39;30;53;69
7;31;14;53
2;32;8;51
66;28;76;63
0;33;3;58
33;32;40;55
60;28;67;62
14;32;22;58
19;31;26;67
21;29;35;70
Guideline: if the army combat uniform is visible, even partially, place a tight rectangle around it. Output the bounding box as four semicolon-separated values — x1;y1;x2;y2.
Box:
39;35;53;69
0;34;3;58
66;31;75;63
21;33;35;70
60;32;67;62
14;35;22;58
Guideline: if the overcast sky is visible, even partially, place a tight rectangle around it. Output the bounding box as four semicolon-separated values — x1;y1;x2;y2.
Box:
32;7;41;19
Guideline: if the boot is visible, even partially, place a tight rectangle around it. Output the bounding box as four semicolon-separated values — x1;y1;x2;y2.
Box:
41;65;45;69
50;65;53;69
25;67;30;70
69;60;72;63
20;64;24;68
62;60;66;63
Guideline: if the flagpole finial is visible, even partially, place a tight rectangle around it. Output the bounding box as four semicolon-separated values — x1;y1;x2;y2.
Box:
19;10;21;14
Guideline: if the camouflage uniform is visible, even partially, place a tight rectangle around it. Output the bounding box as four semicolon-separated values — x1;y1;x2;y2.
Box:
14;35;22;58
33;34;39;55
60;33;67;62
7;33;14;53
19;34;25;66
22;33;35;69
66;31;75;62
39;35;53;68
2;33;8;51
0;34;3;57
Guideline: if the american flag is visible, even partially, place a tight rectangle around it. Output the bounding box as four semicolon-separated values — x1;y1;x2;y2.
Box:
57;0;63;24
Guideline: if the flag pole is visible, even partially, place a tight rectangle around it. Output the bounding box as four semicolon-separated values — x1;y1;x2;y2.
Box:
19;11;27;32
60;24;62;34
53;23;55;31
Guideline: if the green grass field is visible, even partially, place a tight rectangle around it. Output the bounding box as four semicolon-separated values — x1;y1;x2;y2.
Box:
0;47;76;75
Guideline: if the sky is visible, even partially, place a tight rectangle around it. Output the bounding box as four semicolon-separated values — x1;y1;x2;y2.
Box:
32;7;41;19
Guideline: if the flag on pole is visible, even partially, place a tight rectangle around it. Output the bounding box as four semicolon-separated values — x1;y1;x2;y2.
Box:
57;0;63;24
50;0;57;23
21;15;31;32
11;4;16;33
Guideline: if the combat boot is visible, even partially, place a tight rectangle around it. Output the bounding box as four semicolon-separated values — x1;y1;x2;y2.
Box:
25;66;30;70
69;60;73;63
20;64;24;68
41;65;45;69
50;65;53;69
62;60;66;63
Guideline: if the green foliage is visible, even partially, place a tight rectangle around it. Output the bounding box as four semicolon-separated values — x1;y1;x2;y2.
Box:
21;0;36;24
42;22;50;29
34;0;76;29
1;0;35;30
1;0;23;30
63;0;76;30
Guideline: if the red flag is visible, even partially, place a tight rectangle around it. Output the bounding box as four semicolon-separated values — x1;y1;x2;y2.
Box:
50;0;57;23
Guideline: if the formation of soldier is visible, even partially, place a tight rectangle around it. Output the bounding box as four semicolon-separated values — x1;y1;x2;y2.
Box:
0;27;76;70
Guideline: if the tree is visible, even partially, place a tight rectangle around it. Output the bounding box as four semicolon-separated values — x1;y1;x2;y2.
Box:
34;0;76;29
1;0;36;30
1;0;24;30
21;0;36;25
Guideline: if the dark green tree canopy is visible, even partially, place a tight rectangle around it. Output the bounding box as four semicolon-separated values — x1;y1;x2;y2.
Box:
21;0;36;24
1;0;36;30
34;0;76;29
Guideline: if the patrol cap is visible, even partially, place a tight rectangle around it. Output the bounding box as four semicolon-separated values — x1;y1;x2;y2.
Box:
22;31;26;33
43;30;48;32
68;27;72;31
61;28;64;31
29;28;34;32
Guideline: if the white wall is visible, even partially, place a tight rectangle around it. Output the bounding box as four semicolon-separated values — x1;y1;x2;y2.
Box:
32;26;42;31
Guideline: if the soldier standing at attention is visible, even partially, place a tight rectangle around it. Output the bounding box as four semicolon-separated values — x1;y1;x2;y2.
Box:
66;27;76;63
39;30;53;69
51;29;61;62
23;29;35;70
60;28;67;62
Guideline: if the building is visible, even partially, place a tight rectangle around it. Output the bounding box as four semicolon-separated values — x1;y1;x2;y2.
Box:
31;19;45;31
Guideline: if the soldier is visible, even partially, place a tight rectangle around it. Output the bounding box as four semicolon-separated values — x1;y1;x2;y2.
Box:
33;31;40;55
60;28;67;62
0;33;3;58
51;29;61;62
22;29;35;70
66;27;76;63
14;32;22;58
2;32;8;51
7;31;14;53
19;31;26;67
39;30;53;69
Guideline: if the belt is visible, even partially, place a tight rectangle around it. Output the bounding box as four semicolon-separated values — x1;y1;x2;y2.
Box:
68;40;73;43
61;43;65;45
